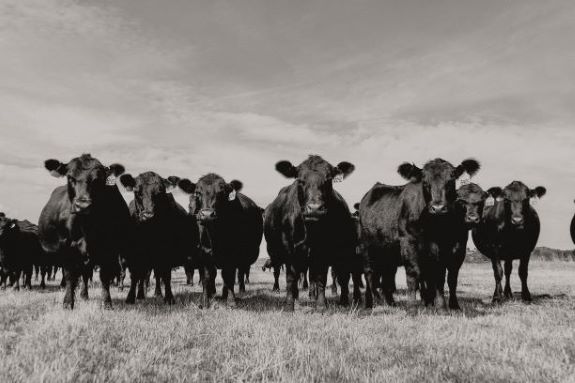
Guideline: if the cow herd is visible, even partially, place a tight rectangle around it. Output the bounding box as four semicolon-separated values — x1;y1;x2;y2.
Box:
0;153;564;314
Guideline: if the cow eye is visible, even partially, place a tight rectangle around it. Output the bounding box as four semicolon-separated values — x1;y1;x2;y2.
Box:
68;176;76;185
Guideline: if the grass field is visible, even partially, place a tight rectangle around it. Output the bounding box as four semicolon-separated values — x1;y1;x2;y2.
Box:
1;260;574;383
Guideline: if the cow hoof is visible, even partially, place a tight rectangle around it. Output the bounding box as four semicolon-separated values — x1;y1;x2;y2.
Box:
521;291;532;302
449;302;461;310
227;300;237;308
80;291;88;300
164;297;176;305
63;302;74;310
504;289;513;299
406;306;418;316
103;302;113;310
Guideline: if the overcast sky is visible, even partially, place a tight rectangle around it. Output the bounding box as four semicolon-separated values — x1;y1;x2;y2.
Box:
1;0;574;248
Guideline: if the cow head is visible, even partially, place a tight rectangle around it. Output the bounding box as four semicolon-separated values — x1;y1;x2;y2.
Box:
488;181;546;227
0;216;18;241
398;158;480;216
275;155;354;221
178;173;242;223
120;172;180;222
44;154;125;214
456;183;488;226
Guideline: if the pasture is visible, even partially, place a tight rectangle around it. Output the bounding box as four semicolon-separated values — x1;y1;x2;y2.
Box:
1;259;574;383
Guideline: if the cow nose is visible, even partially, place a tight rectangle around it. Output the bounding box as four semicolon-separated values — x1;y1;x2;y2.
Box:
73;198;92;211
466;213;480;223
429;204;447;214
199;209;216;220
305;203;325;214
511;216;524;225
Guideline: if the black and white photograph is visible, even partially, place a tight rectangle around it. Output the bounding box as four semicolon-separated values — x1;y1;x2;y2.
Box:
1;0;574;381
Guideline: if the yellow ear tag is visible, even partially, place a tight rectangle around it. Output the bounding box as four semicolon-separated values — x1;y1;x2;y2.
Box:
228;190;237;201
333;174;344;183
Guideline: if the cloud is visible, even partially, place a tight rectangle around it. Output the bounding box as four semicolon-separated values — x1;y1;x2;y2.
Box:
1;0;574;248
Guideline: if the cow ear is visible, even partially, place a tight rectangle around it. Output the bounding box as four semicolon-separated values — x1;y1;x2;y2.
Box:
44;159;67;178
166;176;180;186
119;174;136;192
455;159;480;179
230;180;243;192
530;186;546;199
177;179;196;194
333;162;355;181
487;187;503;199
275;161;297;178
397;163;422;181
107;163;125;177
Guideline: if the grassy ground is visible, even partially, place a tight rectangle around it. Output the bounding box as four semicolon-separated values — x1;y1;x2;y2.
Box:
1;260;574;383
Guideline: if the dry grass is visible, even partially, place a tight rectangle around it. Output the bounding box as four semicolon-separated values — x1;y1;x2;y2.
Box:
1;260;575;383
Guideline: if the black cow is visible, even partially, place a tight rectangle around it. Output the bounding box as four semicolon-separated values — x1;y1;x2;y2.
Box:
472;181;546;303
38;154;131;309
432;182;488;309
178;173;263;308
359;158;480;312
0;217;45;290
120;171;198;304
264;155;356;311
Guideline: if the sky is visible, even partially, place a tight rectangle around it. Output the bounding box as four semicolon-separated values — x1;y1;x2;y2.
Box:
0;0;574;249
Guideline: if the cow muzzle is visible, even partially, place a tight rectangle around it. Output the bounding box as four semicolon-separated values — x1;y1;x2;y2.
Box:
429;203;448;215
72;198;92;213
139;211;155;222
198;209;216;222
465;213;480;225
511;216;524;226
303;203;327;221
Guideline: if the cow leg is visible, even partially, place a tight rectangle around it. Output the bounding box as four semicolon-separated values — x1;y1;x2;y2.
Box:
200;265;214;309
126;269;138;304
62;266;77;309
80;270;90;300
238;267;246;293
315;264;329;311
519;257;531;302
351;271;362;304
163;269;175;305
284;263;298;312
12;270;21;291
24;265;32;290
402;239;422;314
503;260;513;299
154;270;162;297
336;267;350;306
491;258;504;303
381;266;396;306
40;266;47;289
185;264;193;285
330;267;338;295
447;266;461;310
136;268;147;300
222;267;237;307
99;264;113;309
245;267;250;284
272;266;281;292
